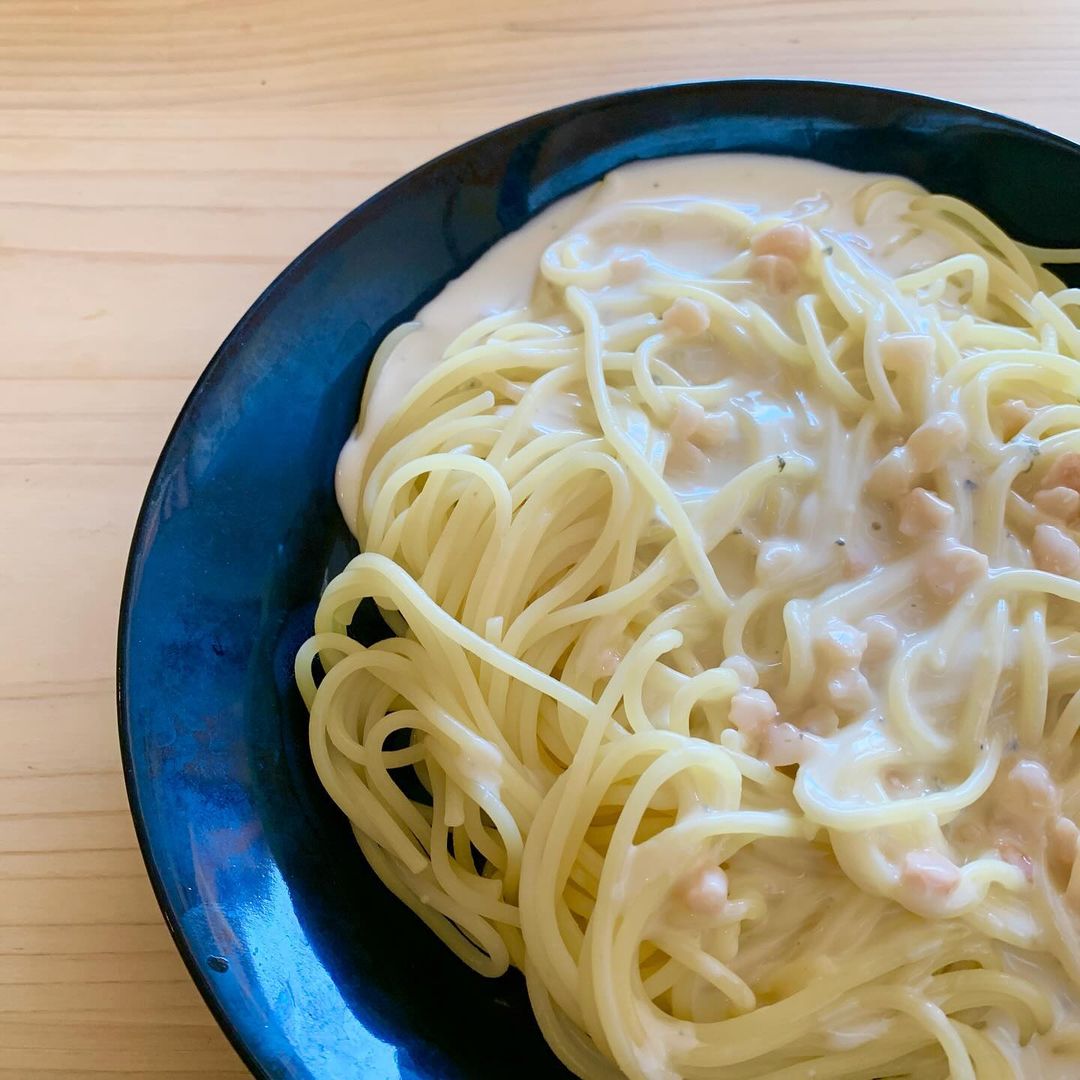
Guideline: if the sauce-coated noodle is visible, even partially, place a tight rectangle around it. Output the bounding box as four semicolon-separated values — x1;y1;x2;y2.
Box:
297;156;1080;1078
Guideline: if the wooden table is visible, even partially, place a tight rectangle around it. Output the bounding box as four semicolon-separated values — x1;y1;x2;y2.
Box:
2;1;1078;1075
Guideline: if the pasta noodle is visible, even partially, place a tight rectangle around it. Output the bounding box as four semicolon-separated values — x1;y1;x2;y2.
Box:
297;155;1080;1078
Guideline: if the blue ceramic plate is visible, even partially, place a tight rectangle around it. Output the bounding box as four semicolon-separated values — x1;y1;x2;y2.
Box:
118;81;1080;1079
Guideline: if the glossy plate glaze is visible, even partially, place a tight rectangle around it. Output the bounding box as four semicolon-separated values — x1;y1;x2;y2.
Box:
118;81;1080;1079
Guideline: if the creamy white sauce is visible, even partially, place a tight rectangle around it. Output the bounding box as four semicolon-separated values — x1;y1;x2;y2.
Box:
336;153;952;526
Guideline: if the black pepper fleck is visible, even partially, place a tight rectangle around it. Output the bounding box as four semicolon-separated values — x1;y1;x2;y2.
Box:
207;956;229;973
777;455;786;473
872;521;882;531
964;478;978;491
835;538;846;546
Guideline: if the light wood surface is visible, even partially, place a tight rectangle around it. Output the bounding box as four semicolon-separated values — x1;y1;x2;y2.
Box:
3;1;1079;1075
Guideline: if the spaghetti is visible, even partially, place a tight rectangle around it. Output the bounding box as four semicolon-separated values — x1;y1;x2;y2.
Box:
297;155;1080;1079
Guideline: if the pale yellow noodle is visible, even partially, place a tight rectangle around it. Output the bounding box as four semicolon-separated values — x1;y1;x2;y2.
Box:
298;162;1080;1079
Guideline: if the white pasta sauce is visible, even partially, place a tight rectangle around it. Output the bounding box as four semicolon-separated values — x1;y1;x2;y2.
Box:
303;154;1080;1079
338;156;955;522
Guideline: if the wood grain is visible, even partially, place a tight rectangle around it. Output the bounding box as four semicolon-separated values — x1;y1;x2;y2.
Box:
2;1;1078;1075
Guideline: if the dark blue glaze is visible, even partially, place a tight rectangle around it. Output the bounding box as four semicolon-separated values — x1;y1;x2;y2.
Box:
118;81;1080;1079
